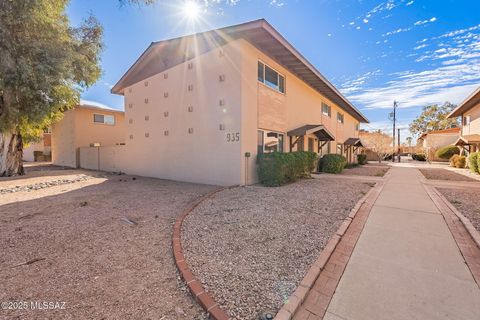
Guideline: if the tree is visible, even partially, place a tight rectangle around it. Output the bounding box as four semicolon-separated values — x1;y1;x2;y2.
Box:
0;0;103;176
360;130;392;163
409;102;459;137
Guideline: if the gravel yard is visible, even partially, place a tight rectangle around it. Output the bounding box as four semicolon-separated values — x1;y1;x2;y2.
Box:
341;165;389;177
418;168;476;181
0;166;216;319
182;178;373;319
438;188;480;233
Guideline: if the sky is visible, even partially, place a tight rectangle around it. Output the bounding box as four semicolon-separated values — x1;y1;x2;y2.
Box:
67;0;480;139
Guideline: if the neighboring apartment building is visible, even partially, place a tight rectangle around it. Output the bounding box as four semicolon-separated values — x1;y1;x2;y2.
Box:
448;86;480;154
111;19;369;186
23;130;52;162
417;127;460;161
51;103;125;168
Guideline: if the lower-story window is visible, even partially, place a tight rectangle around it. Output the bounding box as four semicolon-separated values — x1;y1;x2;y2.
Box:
257;130;284;154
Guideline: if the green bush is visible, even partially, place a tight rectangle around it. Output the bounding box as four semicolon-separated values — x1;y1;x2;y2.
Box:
319;154;347;174
468;152;479;173
455;155;466;168
478;153;480;174
414;153;426;161
357;154;367;165
435;145;460;160
257;151;318;187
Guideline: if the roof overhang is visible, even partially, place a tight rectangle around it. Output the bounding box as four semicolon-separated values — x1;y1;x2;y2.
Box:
287;124;335;141
111;19;368;123
344;137;363;147
454;135;480;146
448;86;480;118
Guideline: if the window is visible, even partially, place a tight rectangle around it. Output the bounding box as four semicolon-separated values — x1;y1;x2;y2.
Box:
463;115;471;126
257;61;285;93
257;130;284;154
337;112;344;124
355;123;360;131
322;103;331;117
93;114;115;125
320;142;330;156
337;143;343;154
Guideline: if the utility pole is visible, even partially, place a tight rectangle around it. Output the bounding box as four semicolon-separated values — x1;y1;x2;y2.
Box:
398;128;401;163
392;101;397;163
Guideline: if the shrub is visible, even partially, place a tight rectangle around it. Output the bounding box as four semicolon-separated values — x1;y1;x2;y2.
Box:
449;154;459;167
319;154;347;174
455;155;466;168
478;153;480;174
357;154;367;165
468;152;479;173
435;145;460;160
257;151;318;187
414;153;426;161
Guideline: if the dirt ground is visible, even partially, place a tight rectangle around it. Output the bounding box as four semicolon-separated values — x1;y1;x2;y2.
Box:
0;164;216;320
341;165;389;177
438;187;480;233
182;178;373;319
418;168;476;181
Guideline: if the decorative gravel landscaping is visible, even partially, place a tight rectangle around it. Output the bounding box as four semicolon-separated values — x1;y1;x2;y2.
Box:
182;178;373;319
418;168;476;181
341;165;389;177
0;168;215;319
438;188;480;233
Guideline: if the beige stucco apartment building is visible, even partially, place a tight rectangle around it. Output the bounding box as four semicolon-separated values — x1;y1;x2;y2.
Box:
448;87;480;154
417;128;460;161
111;19;368;186
51;104;125;168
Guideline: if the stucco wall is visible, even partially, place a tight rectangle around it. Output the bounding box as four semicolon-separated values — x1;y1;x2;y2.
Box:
121;41;244;186
52;110;76;167
52;107;125;168
424;132;460;161
462;102;480;136
79;145;125;172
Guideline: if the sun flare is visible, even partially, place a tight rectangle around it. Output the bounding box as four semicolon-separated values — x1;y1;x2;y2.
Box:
182;1;201;20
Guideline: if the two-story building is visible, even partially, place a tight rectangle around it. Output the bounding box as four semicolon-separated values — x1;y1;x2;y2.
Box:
111;19;369;186
448;87;480;154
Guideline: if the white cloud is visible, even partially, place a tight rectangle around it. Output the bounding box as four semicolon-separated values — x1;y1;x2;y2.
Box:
406;1;414;5
413;44;427;50
363;18;369;24
414;17;437;26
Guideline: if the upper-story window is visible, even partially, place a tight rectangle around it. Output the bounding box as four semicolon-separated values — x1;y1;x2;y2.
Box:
322;103;331;117
355;123;360;131
258;61;285;94
93;114;115;125
337;112;344;124
463;115;471;126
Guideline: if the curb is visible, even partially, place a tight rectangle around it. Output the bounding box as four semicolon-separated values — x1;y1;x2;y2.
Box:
274;181;384;320
172;187;231;320
430;187;480;249
423;184;480;288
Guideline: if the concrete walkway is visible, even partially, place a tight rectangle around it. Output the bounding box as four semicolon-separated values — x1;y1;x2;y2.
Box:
324;166;480;320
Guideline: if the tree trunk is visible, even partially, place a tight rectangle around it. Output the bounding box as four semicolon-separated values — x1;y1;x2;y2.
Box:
0;131;24;176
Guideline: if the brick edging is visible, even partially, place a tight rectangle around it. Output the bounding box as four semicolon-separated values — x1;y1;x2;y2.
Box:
423;184;480;288
172;187;231;320
274;181;385;320
430;187;480;249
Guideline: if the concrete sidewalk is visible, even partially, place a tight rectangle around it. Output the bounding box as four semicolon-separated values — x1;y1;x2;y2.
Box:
323;166;480;320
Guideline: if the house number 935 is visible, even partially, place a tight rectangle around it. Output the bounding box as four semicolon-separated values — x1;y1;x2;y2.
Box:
226;132;240;142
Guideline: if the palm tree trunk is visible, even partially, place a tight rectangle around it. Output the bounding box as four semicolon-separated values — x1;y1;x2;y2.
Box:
0;130;24;176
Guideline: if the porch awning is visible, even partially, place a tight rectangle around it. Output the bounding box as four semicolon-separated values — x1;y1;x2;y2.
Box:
287;125;335;141
344;138;363;147
454;135;480;146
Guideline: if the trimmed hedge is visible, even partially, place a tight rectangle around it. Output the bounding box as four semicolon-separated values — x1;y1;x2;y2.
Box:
450;154;466;168
257;151;318;187
319;154;347;174
357;154;367;165
469;152;479;173
435;145;460;160
412;153;426;161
